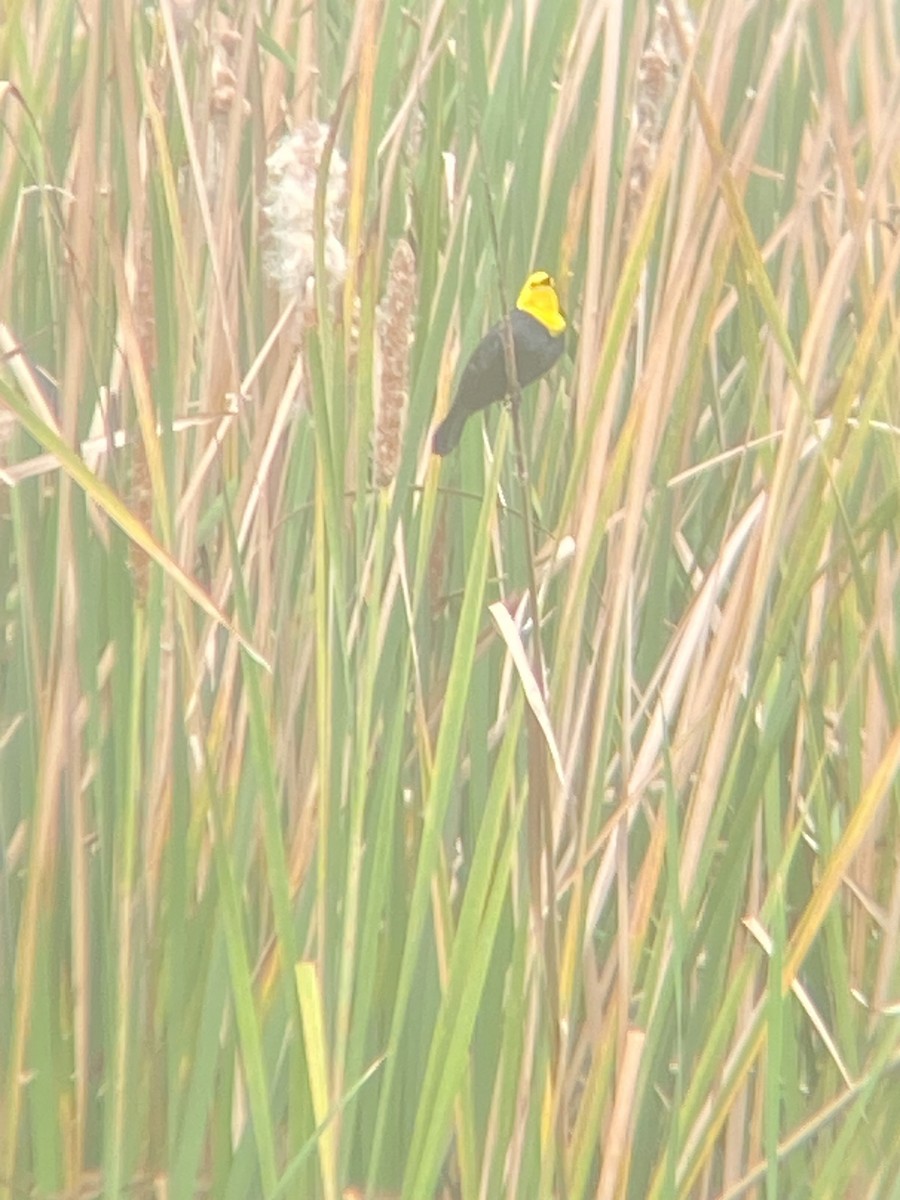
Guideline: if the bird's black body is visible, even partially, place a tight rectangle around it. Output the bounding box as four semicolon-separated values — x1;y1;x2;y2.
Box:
432;308;565;455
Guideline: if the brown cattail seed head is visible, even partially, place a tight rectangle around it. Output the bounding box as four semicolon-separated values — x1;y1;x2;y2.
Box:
374;239;416;488
623;1;696;245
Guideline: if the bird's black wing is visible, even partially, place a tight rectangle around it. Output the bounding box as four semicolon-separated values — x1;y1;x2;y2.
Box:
452;323;510;416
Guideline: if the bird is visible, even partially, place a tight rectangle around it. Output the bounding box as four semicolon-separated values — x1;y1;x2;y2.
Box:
432;270;566;455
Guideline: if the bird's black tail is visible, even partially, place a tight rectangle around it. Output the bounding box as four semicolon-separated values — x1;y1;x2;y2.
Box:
431;406;467;455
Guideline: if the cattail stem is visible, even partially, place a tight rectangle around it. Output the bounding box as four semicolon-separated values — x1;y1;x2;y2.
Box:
473;130;565;1186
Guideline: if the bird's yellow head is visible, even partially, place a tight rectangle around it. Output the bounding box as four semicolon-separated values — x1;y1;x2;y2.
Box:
515;271;566;335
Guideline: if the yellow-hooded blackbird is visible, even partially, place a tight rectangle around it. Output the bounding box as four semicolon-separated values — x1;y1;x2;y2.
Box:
432;270;566;455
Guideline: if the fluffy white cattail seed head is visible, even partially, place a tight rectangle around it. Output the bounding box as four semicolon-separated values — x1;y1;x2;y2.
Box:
262;122;348;306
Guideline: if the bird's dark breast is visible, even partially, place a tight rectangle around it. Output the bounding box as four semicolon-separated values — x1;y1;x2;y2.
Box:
454;310;564;416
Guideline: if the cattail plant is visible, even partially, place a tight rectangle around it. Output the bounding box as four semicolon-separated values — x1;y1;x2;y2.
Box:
373;238;416;488
262;120;348;319
623;0;696;246
128;219;157;605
